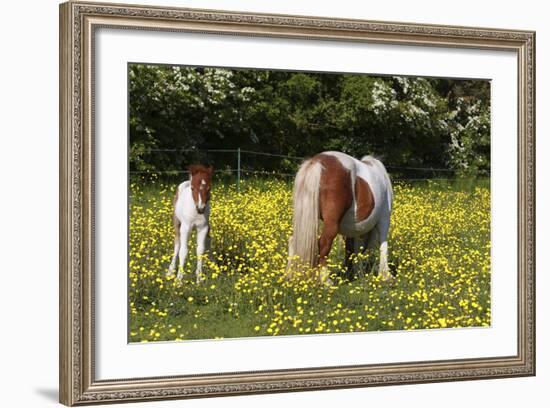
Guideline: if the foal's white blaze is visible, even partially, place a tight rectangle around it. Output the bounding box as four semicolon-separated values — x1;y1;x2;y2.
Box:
197;191;203;209
196;179;207;211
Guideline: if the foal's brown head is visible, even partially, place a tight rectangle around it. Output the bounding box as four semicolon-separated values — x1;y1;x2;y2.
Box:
188;164;214;214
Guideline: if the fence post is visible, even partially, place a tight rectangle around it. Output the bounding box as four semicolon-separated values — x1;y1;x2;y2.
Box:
237;147;241;193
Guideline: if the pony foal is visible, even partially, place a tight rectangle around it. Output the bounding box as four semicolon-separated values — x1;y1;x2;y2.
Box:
287;151;393;284
167;164;213;283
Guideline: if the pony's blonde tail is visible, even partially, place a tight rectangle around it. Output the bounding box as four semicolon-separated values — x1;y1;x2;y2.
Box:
287;159;323;277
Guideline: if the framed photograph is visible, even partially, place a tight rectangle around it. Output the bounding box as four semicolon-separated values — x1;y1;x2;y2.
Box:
59;1;535;405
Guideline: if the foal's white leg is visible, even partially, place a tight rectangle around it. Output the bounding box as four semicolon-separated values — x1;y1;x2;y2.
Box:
167;240;180;277
167;217;181;277
377;215;393;281
176;224;191;281
194;226;209;283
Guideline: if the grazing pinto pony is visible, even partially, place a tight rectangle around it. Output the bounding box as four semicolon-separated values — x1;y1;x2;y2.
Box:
167;164;214;283
287;151;393;284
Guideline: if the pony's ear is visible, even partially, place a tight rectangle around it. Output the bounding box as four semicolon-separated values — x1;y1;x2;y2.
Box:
207;165;214;175
187;164;197;175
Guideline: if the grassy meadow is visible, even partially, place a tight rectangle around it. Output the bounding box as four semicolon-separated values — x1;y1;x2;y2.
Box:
128;177;491;342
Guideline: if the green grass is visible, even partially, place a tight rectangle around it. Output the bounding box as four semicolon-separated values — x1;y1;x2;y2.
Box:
128;178;491;342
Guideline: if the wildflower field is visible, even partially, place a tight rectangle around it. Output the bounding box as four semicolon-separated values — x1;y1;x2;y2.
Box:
129;178;491;342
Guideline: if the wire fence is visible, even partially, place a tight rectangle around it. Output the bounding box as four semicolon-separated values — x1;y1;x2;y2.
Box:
130;148;489;191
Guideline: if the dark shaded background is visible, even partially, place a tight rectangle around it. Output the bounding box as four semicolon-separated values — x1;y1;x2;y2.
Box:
129;64;490;180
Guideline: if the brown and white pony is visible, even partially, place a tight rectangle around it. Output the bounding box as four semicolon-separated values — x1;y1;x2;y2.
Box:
287;151;393;284
167;164;213;283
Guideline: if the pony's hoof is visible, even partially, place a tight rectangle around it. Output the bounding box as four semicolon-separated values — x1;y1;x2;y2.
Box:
318;267;333;287
195;272;205;284
381;273;395;283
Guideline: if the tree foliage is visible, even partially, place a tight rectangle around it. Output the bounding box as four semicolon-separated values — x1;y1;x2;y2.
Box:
129;64;490;177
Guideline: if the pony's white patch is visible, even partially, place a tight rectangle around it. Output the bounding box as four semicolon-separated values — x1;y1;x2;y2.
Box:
179;180;190;191
337;154;393;236
324;151;355;172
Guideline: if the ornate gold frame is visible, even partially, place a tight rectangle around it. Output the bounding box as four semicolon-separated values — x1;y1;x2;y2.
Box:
59;1;536;405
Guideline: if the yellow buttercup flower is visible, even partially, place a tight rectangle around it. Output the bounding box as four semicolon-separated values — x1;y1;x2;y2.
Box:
128;179;490;342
